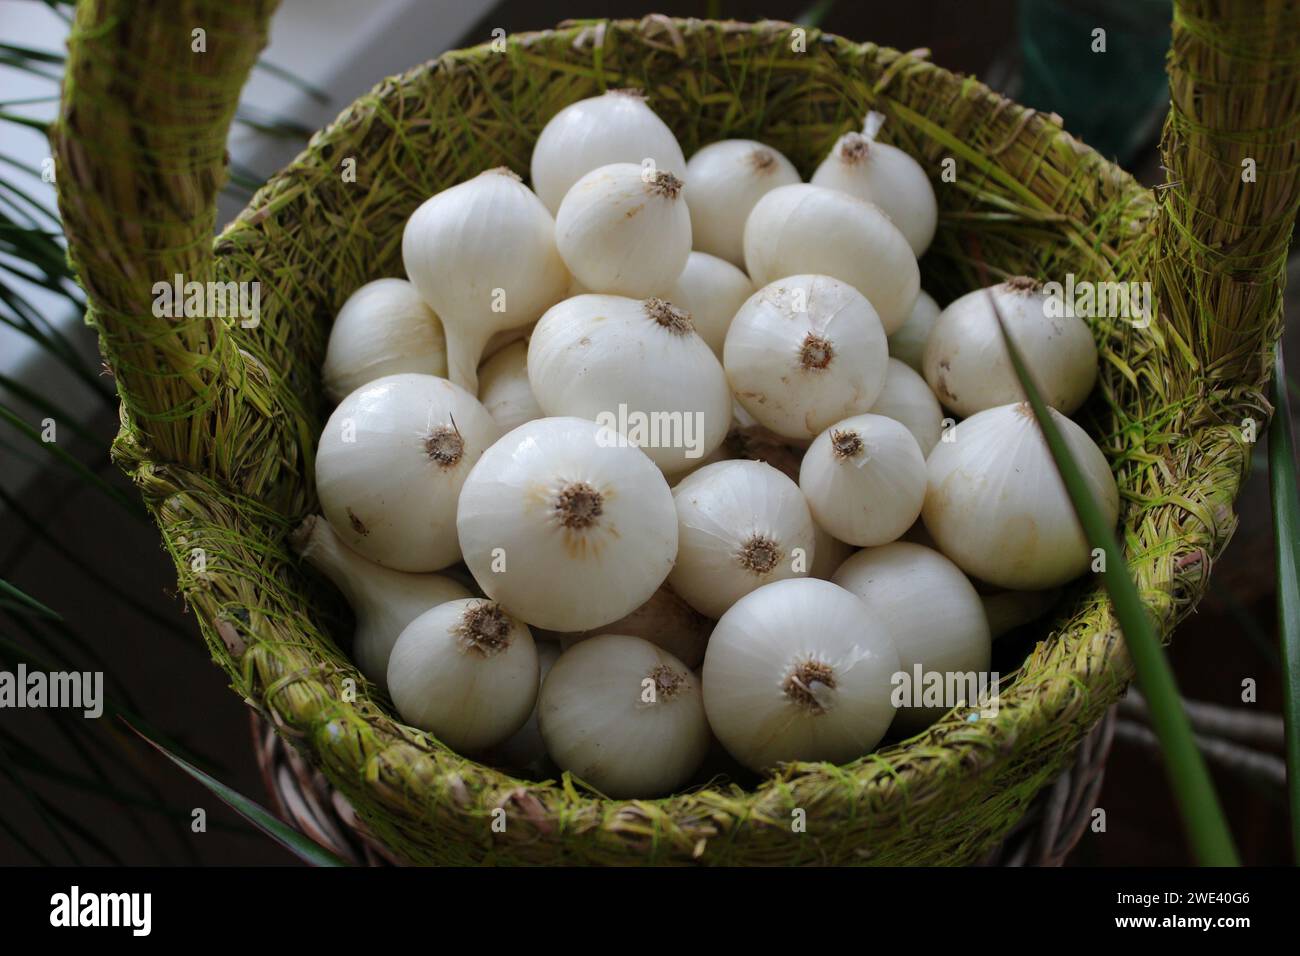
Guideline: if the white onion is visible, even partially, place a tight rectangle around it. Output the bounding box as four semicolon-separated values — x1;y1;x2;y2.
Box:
477;340;541;432
799;413;927;547
456;416;678;631
530;89;686;214
832;542;990;733
683;139;801;266
887;289;940;373
665;251;754;357
869;358;944;455
555;163;691;297
290;515;471;690
922;278;1098;417
922;402;1119;589
315;374;500;571
724;275;888;441
702;578;900;772
811;127;938;256
402;168;568;391
743;183;919;334
668;459;816;618
527;295;730;475
539;634;710;797
388;599;539;752
322;278;446;403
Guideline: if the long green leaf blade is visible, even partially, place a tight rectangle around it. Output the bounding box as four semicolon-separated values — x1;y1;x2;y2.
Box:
990;292;1239;866
0;725;250;839
796;0;839;27
0;738;85;863
0;485;199;647
126;721;349;867
0;402;143;517
253;59;330;104
1268;348;1300;862
0;578;60;619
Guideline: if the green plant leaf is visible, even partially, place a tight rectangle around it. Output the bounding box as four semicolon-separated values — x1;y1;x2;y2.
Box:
1268;348;1300;862
0;484;199;646
0;272;112;404
0;95;59;108
253;59;331;105
0;578;60;619
40;0;74;25
796;0;839;27
1;719;179;863
0;372;101;445
0;5;341;868
0;806;54;865
233;104;313;140
0;724;250;840
0;176;59;225
0;402;144;518
31;790;125;863
0;57;59;81
0;737;82;863
126;721;350;867
0;41;64;65
0;111;49;133
0;620;138;719
3;607;144;715
0;627;229;776
989;292;1239;866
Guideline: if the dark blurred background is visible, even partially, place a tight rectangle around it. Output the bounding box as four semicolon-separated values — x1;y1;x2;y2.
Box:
0;0;1292;865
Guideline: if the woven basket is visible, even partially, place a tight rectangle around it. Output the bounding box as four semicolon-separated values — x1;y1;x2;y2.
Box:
252;706;1118;866
54;2;1298;865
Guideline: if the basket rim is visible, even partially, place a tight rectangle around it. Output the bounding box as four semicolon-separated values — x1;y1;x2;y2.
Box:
219;18;1152;855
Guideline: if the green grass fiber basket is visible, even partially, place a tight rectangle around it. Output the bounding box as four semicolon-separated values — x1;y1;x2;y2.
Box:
54;0;1299;864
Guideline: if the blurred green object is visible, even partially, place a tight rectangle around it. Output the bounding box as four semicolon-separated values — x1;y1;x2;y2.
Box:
1019;0;1172;164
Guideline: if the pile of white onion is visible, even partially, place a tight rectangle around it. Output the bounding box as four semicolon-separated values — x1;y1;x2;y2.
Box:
299;94;1118;796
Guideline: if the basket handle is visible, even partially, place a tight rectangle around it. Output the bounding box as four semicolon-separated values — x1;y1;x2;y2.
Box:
1159;0;1300;379
53;0;278;469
